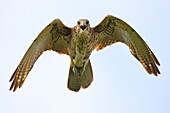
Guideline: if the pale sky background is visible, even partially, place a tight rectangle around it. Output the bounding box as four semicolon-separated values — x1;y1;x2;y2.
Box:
0;0;169;113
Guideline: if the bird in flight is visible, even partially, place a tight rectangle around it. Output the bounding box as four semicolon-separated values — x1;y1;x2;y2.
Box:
9;15;160;92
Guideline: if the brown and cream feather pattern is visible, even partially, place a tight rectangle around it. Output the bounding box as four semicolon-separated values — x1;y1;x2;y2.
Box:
9;15;160;92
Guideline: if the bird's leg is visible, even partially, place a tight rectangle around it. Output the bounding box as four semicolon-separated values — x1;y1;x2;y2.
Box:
83;59;89;69
73;65;84;76
69;58;83;76
73;59;90;76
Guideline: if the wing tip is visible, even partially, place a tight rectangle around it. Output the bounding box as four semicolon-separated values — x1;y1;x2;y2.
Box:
144;61;160;76
9;82;16;92
9;70;24;92
147;65;160;76
154;69;161;76
150;52;160;66
9;79;25;92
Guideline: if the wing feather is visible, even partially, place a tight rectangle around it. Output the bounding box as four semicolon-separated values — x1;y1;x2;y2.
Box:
9;19;71;91
93;15;160;76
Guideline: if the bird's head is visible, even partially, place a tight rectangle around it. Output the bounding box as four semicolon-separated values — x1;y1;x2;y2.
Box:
75;19;90;33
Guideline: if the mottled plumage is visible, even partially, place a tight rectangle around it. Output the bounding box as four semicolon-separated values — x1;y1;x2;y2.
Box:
9;15;160;92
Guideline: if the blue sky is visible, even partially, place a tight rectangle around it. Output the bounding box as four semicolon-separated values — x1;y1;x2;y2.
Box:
0;0;169;113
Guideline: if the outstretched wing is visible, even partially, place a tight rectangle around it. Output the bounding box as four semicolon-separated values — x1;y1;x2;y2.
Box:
9;19;71;91
93;15;160;76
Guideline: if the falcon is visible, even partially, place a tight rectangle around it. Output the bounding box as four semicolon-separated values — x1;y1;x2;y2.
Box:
9;15;160;92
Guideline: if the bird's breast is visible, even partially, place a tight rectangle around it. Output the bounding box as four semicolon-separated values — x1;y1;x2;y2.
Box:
70;32;94;67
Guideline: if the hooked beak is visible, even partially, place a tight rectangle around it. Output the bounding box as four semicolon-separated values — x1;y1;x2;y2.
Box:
80;25;86;30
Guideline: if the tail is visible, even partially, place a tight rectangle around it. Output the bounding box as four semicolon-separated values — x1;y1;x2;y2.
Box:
67;60;93;92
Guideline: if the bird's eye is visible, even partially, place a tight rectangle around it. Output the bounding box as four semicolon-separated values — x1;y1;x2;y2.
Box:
77;21;80;25
86;21;89;24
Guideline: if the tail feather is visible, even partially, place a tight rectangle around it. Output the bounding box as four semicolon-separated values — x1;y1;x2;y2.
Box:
67;64;81;92
67;59;93;92
80;60;93;88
